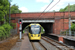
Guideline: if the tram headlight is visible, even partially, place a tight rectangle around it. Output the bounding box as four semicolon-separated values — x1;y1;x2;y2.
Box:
31;35;33;37
38;35;40;37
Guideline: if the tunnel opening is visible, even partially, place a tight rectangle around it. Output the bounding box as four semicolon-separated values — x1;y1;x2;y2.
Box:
22;23;54;35
39;23;53;35
22;23;30;33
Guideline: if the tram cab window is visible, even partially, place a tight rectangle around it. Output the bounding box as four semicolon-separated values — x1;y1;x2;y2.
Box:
31;25;40;34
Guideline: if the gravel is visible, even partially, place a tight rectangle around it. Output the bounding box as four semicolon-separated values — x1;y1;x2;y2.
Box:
10;41;22;50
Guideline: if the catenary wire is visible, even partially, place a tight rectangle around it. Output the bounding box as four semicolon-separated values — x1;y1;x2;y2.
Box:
38;0;54;19
40;0;60;17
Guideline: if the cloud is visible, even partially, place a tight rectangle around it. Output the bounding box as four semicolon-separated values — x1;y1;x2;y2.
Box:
36;0;50;3
19;7;28;12
40;0;75;11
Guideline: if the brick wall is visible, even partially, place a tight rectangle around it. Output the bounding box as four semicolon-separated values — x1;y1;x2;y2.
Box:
59;37;63;43
11;12;75;34
54;19;69;34
11;12;75;19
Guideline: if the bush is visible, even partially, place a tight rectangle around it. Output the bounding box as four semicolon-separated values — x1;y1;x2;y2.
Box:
0;30;4;37
10;23;16;29
2;23;12;32
0;26;6;39
2;23;12;36
23;30;25;33
71;23;75;31
41;26;45;34
0;23;12;40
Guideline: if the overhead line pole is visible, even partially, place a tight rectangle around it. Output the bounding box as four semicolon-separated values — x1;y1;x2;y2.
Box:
68;3;71;36
63;12;65;31
8;0;11;24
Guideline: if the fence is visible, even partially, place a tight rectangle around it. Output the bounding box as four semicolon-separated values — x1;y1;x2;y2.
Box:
60;31;75;36
0;31;10;41
10;29;17;36
0;29;17;41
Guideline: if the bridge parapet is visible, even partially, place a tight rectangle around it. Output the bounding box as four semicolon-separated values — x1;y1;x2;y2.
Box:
10;12;75;34
11;12;75;20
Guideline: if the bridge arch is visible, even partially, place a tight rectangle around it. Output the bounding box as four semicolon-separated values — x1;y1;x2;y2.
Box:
22;20;55;35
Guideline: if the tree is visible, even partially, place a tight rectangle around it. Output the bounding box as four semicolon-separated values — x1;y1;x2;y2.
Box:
0;0;22;22
71;23;75;31
10;4;22;14
59;4;75;12
52;10;56;12
59;8;65;12
0;0;9;21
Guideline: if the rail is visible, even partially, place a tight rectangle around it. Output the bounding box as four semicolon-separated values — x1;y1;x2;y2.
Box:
31;42;47;50
42;36;74;50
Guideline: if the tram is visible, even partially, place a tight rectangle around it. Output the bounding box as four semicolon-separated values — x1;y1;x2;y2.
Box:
28;23;42;40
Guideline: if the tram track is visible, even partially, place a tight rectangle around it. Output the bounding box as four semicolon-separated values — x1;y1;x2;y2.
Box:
31;42;47;50
42;36;74;50
30;36;74;50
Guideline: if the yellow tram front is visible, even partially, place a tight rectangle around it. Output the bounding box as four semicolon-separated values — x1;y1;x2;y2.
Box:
28;24;41;40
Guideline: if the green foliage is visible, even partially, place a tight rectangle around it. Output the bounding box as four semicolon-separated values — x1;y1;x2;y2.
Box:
0;0;22;40
11;4;22;14
0;30;4;37
60;23;75;35
41;26;45;34
23;30;25;33
2;23;12;32
0;23;12;39
59;8;65;12
0;0;9;21
52;10;56;12
0;0;22;22
0;26;6;37
10;23;16;28
59;4;75;12
71;23;75;31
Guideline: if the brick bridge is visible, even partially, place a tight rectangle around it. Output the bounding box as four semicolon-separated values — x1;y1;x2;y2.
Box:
11;12;75;34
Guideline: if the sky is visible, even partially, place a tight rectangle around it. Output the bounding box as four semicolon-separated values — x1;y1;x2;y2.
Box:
11;0;75;12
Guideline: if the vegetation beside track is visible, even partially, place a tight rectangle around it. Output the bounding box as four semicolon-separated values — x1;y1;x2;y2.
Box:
0;23;12;41
71;23;75;31
61;23;75;35
0;0;22;41
0;35;19;50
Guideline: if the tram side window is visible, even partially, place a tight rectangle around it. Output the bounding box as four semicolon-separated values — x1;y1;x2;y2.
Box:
29;27;32;33
40;27;41;33
29;27;30;32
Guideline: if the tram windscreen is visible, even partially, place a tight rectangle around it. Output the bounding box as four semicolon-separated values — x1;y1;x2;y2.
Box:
31;25;40;34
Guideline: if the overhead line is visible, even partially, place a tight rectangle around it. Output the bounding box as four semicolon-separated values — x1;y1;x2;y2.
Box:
48;0;60;11
38;0;54;18
40;0;60;17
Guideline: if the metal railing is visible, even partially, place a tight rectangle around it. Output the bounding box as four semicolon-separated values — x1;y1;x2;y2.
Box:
10;29;17;36
60;31;75;36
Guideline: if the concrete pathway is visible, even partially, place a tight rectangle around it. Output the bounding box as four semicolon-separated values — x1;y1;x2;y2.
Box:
20;34;33;50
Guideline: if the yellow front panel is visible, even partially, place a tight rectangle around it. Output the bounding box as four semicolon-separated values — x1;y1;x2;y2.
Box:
29;33;31;37
29;34;41;40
